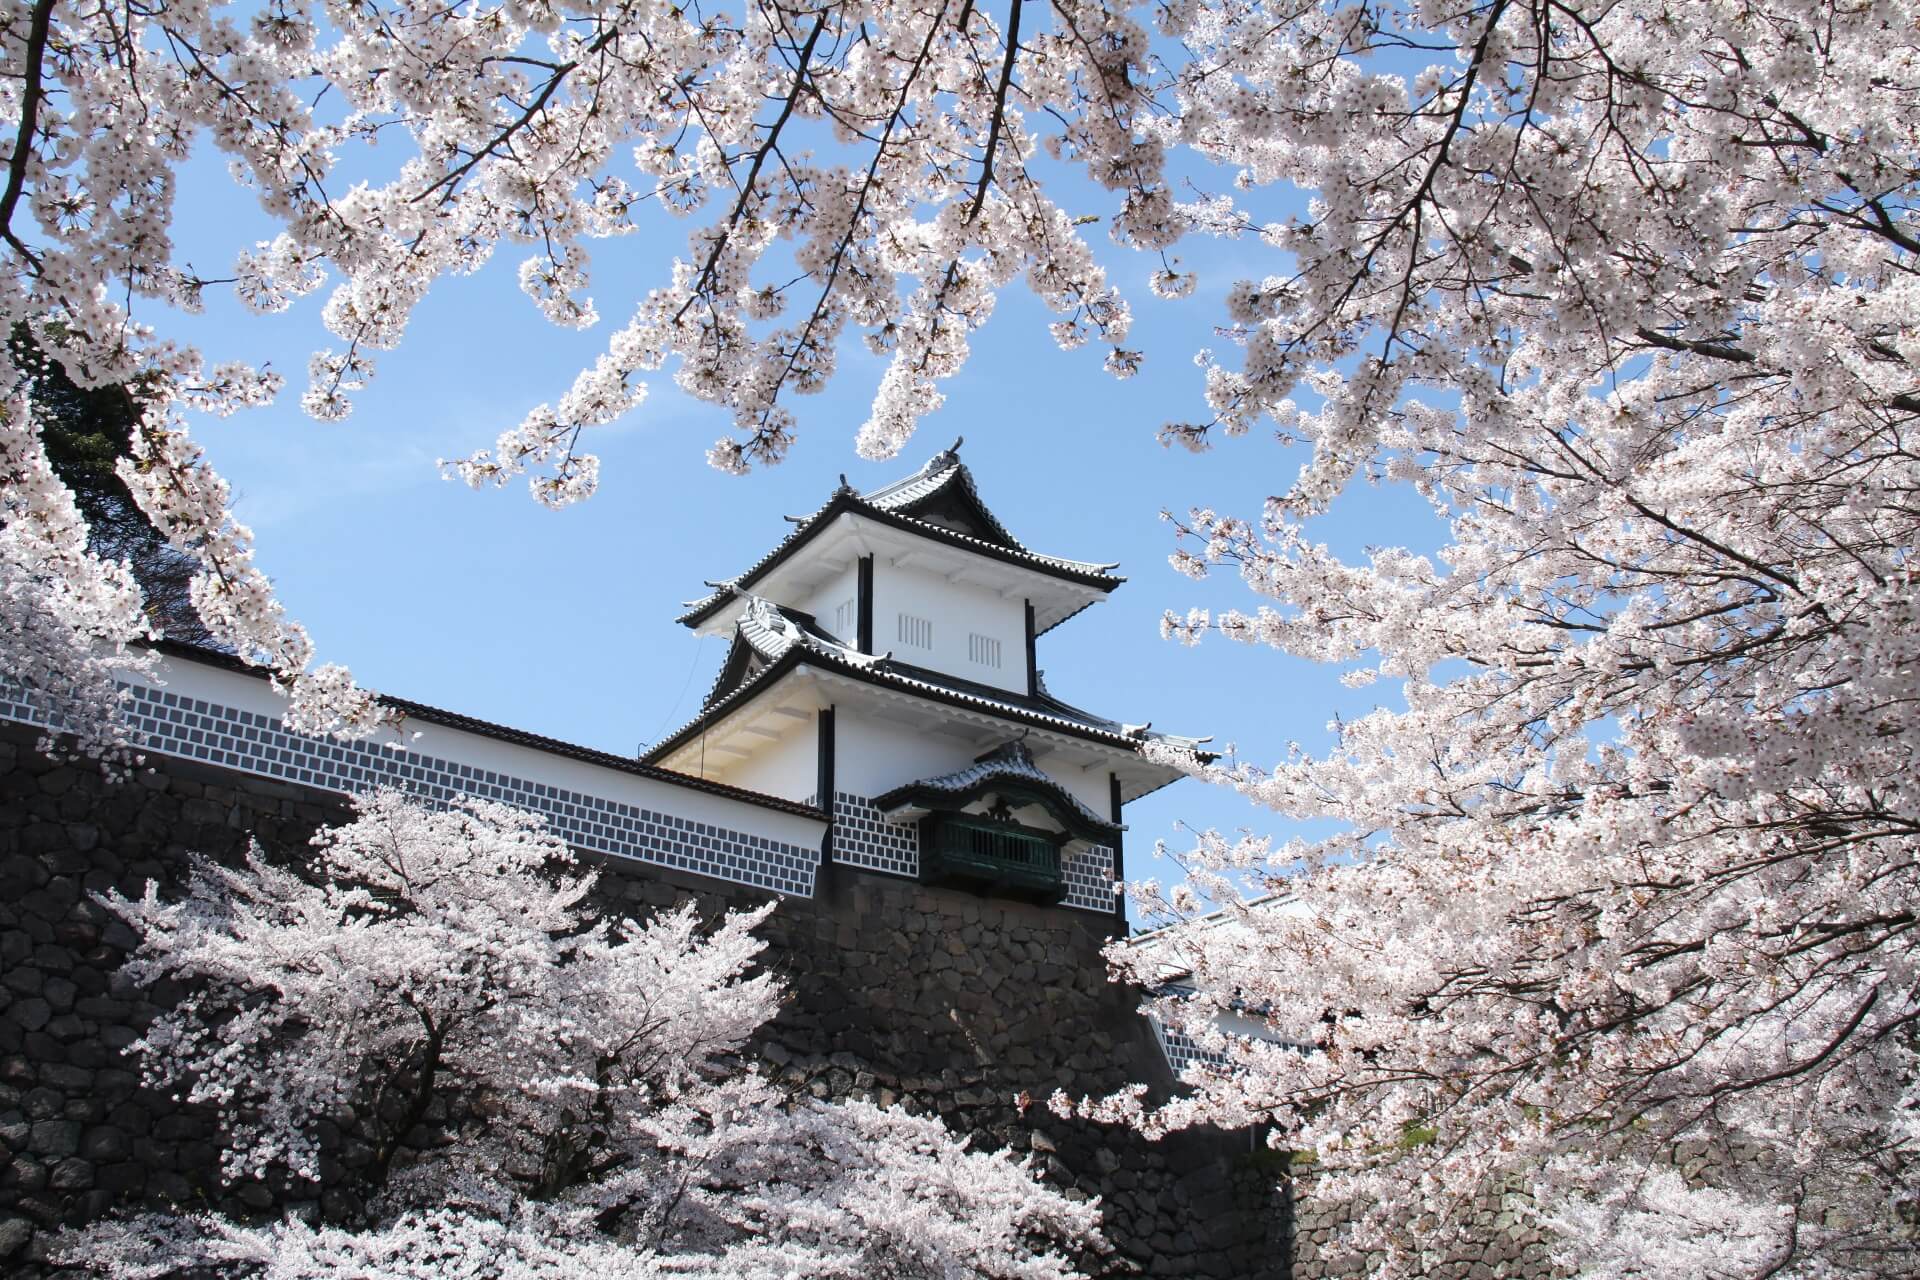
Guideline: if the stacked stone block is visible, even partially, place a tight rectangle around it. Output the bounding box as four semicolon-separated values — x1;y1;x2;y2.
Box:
1288;1177;1561;1280
0;724;1285;1277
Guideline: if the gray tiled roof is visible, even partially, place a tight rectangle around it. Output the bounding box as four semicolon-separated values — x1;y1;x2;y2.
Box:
657;595;1210;760
864;448;1122;574
859;444;1025;545
881;740;1120;834
676;449;1123;628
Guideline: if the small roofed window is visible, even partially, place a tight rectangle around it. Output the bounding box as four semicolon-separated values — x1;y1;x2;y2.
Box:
969;633;1002;668
898;613;933;649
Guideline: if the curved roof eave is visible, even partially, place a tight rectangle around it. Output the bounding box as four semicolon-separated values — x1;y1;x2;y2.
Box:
871;744;1124;844
676;491;1124;630
642;634;1212;772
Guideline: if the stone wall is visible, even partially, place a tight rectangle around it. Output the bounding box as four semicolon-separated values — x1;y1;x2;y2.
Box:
1289;1174;1559;1280
0;723;1285;1276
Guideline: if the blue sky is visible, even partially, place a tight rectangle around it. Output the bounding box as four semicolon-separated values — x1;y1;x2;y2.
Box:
150;134;1448;913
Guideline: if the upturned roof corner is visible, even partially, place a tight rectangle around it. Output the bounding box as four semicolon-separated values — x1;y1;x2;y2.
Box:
646;593;1214;772
675;447;1124;632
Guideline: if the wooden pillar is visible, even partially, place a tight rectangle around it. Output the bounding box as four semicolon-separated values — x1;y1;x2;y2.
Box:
817;706;836;826
1025;600;1038;695
857;556;874;653
1109;771;1127;935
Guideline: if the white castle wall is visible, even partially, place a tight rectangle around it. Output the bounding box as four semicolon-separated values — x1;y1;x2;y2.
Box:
874;559;1025;693
1028;745;1118;818
1;650;1135;923
722;719;818;802
833;715;972;797
1;653;827;898
798;562;859;644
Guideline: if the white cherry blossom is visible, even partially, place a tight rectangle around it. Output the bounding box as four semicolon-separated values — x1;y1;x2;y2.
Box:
1063;0;1920;1273
58;788;1098;1277
0;0;1160;741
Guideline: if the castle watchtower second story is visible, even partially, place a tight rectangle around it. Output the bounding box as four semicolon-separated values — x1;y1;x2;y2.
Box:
646;441;1209;925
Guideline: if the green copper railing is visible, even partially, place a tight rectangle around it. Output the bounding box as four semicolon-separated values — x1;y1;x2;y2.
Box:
919;814;1064;899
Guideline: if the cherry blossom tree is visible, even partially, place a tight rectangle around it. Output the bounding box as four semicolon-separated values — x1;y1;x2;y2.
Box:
1055;1;1920;1277
0;387;153;765
55;788;1097;1278
4;0;1916;1267
0;0;1171;738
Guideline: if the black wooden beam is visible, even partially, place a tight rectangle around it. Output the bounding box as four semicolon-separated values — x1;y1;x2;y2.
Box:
817;706;837;874
1024;599;1038;695
1109;771;1127;934
857;556;875;653
817;706;836;819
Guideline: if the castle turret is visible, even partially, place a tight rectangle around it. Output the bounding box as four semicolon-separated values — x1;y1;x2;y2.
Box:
646;443;1209;924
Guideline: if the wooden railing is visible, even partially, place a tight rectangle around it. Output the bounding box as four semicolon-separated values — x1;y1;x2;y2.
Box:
920;814;1064;899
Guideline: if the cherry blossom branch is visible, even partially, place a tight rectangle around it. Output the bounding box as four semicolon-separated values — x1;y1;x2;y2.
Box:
966;0;1023;219
0;0;56;267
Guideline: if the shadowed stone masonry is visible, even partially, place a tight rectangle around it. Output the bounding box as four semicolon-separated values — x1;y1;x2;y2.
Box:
0;724;1289;1277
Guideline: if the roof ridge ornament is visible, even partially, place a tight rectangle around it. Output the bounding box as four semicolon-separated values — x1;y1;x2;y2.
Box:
975;737;1037;767
684;578;743;607
926;436;964;471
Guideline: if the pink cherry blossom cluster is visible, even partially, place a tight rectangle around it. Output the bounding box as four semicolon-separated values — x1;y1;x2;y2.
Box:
0;392;151;766
57;788;1098;1276
1063;0;1920;1272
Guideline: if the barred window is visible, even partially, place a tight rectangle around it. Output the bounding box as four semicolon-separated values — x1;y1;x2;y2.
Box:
897;613;933;649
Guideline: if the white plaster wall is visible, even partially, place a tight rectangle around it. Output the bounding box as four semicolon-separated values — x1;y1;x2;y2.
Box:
874;560;1025;691
799;563;859;644
833;714;976;797
123;655;830;852
1028;746;1116;818
723;719;819;802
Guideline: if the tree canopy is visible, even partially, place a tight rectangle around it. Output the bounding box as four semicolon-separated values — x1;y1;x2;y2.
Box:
1;0;1916;1273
